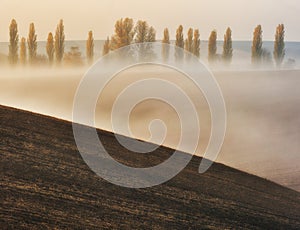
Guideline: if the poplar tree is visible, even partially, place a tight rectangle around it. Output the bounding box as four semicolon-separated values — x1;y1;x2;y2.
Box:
162;28;170;44
192;29;200;58
46;32;55;65
86;30;94;64
55;19;65;64
9;19;19;65
208;30;217;62
273;24;285;67
102;37;110;56
185;28;193;53
27;23;37;64
162;28;170;61
175;25;184;60
222;27;233;63
175;25;184;48
20;37;26;65
251;25;263;64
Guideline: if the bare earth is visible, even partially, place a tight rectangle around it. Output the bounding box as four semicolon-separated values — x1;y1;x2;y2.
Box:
1;105;300;229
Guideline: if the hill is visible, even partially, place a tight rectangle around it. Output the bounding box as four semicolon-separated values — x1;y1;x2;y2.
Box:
0;105;299;229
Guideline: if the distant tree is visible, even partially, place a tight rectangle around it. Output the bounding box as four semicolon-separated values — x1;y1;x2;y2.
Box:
102;37;110;56
20;37;26;65
162;28;170;44
222;27;233;63
86;30;94;64
8;19;19;65
133;21;156;59
208;30;217;63
135;20;149;43
134;21;156;42
175;25;184;48
185;28;193;53
46;32;54;65
175;25;184;60
143;26;156;59
251;25;263;64
273;24;285;67
146;26;156;42
55;19;65;64
192;29;200;58
162;28;170;61
27;23;37;64
110;18;135;50
64;46;83;66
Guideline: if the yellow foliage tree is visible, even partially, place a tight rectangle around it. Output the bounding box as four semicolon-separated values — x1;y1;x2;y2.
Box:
20;37;26;65
135;20;149;43
27;23;37;64
102;37;110;56
222;27;233;63
146;26;156;42
175;25;184;48
162;28;170;61
162;28;170;44
251;25;263;64
55;19;65;64
46;32;54;65
86;31;94;64
273;24;285;67
185;28;193;53
111;18;135;50
9;19;19;65
133;21;156;59
175;25;184;60
192;29;200;58
208;30;217;63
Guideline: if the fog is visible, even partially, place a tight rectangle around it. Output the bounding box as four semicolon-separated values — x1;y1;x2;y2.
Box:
0;64;299;191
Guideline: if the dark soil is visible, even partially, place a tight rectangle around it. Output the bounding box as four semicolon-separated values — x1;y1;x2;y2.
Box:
0;105;299;229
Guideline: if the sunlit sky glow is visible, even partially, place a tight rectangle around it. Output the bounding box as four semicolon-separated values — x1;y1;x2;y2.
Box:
0;0;299;41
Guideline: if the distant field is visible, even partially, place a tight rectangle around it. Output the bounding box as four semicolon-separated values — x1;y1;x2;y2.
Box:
1;105;300;229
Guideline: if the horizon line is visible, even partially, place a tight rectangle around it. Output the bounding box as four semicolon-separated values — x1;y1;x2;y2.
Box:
0;39;299;43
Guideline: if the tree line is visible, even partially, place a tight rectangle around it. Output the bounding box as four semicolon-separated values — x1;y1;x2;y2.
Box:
103;19;285;66
6;18;285;67
7;19;93;66
252;24;285;66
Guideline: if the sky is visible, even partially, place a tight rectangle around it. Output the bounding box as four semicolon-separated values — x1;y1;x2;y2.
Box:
0;0;299;41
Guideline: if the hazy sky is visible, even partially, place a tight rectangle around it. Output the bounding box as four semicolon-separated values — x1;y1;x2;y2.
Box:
0;0;299;41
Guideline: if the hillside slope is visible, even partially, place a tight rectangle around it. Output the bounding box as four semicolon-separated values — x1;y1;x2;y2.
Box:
0;105;299;229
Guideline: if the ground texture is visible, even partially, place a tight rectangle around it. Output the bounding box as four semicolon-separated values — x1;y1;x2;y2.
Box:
0;105;299;229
